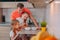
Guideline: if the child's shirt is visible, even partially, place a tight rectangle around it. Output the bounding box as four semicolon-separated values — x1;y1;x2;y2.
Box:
10;30;14;37
16;17;24;25
10;30;21;40
10;30;18;38
16;17;29;25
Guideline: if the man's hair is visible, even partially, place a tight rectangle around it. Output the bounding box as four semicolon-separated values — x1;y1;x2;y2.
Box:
11;20;19;25
17;3;24;8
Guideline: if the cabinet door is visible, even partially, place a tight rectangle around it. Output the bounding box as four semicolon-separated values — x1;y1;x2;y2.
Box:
0;0;27;2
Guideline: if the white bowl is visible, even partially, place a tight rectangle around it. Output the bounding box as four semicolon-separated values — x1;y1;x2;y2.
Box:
24;27;31;30
31;27;37;30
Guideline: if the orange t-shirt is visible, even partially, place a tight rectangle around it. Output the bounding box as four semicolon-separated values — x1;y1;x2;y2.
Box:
11;8;31;20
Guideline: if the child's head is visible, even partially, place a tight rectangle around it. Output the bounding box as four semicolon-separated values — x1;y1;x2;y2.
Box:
11;20;20;29
21;13;29;20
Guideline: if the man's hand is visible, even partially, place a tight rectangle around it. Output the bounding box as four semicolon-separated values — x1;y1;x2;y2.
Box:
36;27;41;30
29;14;39;27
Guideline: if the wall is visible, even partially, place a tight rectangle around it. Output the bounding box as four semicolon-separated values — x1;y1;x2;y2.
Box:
3;8;15;23
0;2;33;8
3;8;46;23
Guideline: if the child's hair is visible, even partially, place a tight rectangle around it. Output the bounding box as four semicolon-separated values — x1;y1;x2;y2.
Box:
11;20;19;25
11;20;19;37
21;12;29;17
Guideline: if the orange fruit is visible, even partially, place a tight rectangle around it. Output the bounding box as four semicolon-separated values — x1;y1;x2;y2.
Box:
44;36;57;40
30;36;36;40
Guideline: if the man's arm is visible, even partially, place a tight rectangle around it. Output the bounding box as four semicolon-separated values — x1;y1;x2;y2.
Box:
29;14;39;27
24;8;39;28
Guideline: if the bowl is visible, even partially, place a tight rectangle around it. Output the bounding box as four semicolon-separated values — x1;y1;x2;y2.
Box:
24;27;31;30
31;27;37;30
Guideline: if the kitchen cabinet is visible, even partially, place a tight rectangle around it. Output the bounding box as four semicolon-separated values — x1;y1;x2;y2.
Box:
0;8;3;23
0;0;27;2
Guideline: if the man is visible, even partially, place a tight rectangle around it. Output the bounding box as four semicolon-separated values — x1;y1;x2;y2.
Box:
11;3;39;28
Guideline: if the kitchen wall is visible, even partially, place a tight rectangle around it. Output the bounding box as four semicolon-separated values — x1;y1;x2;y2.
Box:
3;8;15;23
0;2;33;8
3;8;46;24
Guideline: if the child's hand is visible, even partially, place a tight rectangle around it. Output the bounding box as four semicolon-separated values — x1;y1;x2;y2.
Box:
16;26;22;31
19;26;22;29
21;23;28;28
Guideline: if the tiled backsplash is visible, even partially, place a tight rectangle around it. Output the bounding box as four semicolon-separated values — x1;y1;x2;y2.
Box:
3;8;46;23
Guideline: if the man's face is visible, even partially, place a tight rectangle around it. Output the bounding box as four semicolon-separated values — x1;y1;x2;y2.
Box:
22;13;29;20
18;7;22;13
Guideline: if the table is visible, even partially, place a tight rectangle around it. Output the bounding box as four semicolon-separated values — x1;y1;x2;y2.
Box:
19;30;40;34
14;30;60;40
14;30;40;40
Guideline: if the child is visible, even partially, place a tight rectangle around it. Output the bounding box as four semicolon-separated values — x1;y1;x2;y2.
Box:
16;12;29;28
16;13;36;40
10;20;22;40
16;13;30;40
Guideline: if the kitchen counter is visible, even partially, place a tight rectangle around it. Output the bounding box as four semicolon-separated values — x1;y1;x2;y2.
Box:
19;30;40;34
14;29;40;40
0;22;11;27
